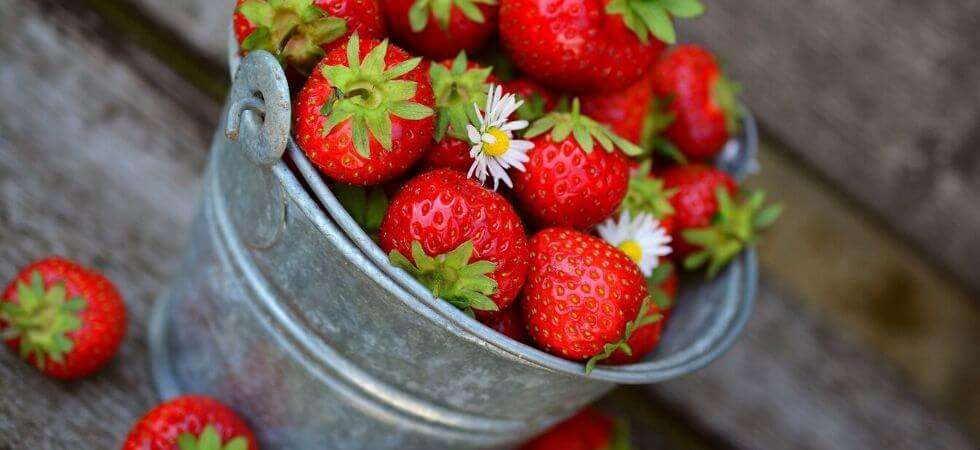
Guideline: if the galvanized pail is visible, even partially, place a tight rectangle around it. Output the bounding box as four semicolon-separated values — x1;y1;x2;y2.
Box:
147;48;759;449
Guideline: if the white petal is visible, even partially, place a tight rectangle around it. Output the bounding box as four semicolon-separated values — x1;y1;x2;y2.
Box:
467;124;482;144
501;119;529;131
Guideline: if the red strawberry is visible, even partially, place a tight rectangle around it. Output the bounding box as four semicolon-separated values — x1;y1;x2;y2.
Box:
379;169;530;314
606;261;675;365
522;228;652;371
513;100;641;230
504;78;557;122
661;164;735;257
421;53;499;173
652;44;741;161
122;396;258;450
499;0;702;93
479;303;531;343
380;0;498;60
521;407;629;450
294;35;436;186
662;164;781;277
234;0;386;75
581;75;655;145
1;257;126;379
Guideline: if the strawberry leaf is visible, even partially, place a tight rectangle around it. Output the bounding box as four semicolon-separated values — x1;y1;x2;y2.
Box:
605;0;703;45
585;296;662;374
621;160;677;219
238;0;349;73
527;99;641;155
682;188;781;279
389;240;499;314
0;271;86;372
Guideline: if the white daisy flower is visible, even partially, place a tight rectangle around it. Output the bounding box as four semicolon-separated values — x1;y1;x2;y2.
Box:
466;84;534;190
597;211;673;276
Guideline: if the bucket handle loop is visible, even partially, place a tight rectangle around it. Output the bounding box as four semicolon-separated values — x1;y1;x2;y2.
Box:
225;51;291;167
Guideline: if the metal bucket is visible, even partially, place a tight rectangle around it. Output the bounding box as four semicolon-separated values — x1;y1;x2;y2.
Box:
147;50;759;449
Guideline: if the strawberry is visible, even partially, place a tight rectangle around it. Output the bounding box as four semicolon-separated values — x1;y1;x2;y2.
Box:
1;257;126;379
499;0;702;93
581;75;655;145
513;100;641;230
662;164;781;277
380;0;498;59
379;169;530;314
606;262;675;364
504;78;557;122
479;303;531;343
294;35;436;186
234;0;386;75
521;228;654;372
122;395;258;450
521;407;629;450
652;44;742;161
421;52;498;173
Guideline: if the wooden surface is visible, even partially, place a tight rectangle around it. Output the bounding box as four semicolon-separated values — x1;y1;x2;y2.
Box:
0;0;978;448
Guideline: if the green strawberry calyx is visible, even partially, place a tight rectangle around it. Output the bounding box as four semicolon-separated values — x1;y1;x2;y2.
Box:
319;34;435;158
333;183;389;241
605;0;704;45
389;240;499;316
639;95;688;164
0;271;86;370
177;424;249;450
239;0;348;75
646;262;675;310
585;295;662;374
408;0;497;32
683;187;782;278
525;98;644;156
621;160;677;220
430;52;494;141
712;73;742;135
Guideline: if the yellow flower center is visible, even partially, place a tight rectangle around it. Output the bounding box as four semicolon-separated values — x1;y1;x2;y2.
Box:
618;240;643;264
482;128;511;157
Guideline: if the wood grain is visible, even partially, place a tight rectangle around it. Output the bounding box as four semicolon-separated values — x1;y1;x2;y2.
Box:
0;0;208;447
646;278;976;450
0;0;976;448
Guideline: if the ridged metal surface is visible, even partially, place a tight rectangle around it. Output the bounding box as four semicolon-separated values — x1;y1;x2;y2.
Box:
148;51;759;449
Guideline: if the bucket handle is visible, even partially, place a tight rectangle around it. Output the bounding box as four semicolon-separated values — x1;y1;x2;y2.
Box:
225;51;291;167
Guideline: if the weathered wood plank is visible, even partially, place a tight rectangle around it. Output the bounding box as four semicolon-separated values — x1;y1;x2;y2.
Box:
0;0;210;447
0;0;977;448
123;0;234;65
751;141;980;431
679;0;980;294
646;278;976;450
